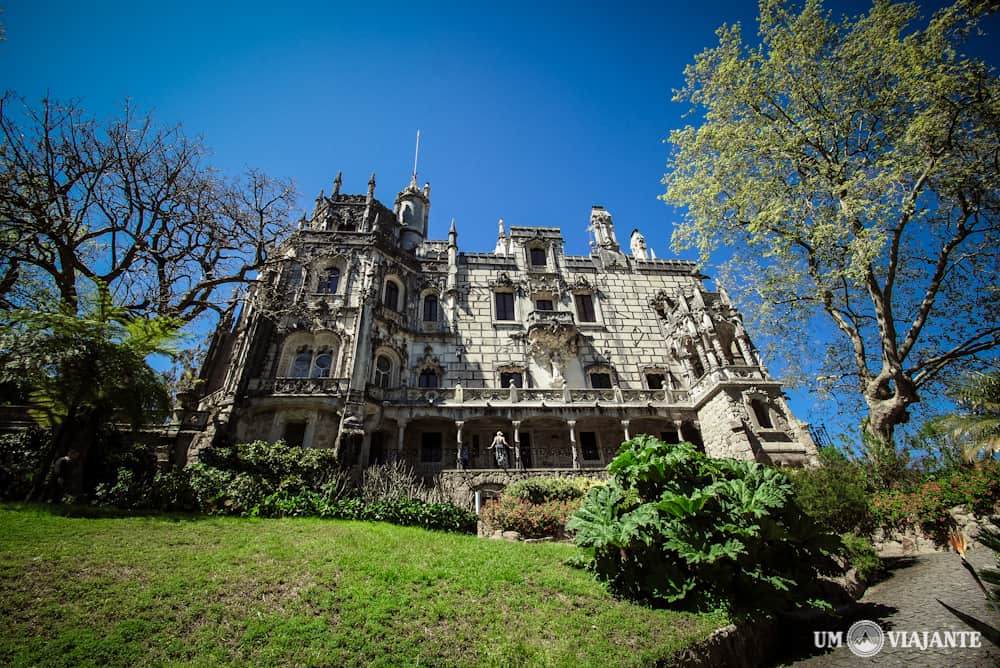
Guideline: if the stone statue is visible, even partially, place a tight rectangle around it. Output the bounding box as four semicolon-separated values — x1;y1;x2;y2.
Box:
488;431;509;468
630;229;649;260
589;208;619;249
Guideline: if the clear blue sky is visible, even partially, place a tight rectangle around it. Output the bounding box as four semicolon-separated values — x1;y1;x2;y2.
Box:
2;0;997;444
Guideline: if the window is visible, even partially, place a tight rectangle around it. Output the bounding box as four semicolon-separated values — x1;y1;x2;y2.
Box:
500;372;523;388
421;432;442;463
318;268;340;294
374;355;392;388
285;264;303;288
290;349;313;377
751;399;774;428
530;247;547;267
283;421;307;448
580;432;599;460
384;281;400;311
423;294;438;322
495;291;515;320
418;369;440;388
535;299;554;312
589;373;612;389
311;351;333;378
646;373;666;390
575;293;596;322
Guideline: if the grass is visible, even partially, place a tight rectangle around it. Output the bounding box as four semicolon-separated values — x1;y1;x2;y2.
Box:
0;504;725;667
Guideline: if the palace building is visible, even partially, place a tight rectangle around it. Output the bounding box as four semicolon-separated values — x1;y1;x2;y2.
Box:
184;170;818;484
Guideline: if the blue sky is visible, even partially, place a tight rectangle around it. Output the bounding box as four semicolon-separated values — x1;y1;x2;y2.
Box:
2;0;997;443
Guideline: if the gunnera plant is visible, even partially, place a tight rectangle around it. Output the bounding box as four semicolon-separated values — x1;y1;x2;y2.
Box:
567;436;841;615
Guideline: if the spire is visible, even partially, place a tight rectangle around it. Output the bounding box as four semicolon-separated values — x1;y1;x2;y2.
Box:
449;218;457;236
494;218;509;256
411;129;421;187
332;171;342;197
447;218;459;293
367;172;376;197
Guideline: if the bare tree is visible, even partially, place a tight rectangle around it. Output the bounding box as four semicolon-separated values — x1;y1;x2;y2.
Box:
0;93;297;321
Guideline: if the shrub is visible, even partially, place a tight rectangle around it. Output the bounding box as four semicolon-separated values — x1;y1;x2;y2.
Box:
870;462;1000;533
568;436;841;614
481;496;582;538
502;477;597;504
789;447;873;535
0;428;48;500
839;532;882;582
188;440;342;515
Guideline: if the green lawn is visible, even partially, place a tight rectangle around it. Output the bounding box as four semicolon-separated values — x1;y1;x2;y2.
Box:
0;505;724;667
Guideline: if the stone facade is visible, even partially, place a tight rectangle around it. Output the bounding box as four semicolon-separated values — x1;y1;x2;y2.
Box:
186;170;818;477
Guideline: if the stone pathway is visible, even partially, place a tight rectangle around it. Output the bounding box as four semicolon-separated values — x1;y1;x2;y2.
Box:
779;547;1000;667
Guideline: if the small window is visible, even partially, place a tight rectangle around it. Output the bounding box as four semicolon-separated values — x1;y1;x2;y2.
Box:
530;247;547;267
589;373;612;389
646;373;666;390
285;264;303;288
421;432;442;463
318;268;340;294
283;421;307;448
423;294;438;322
535;299;554;312
495;291;515;320
751;399;774;428
575;293;596;322
580;432;599;460
500;372;523;388
384;281;400;311
290;349;312;377
374;355;392;388
312;351;333;378
418;369;440;388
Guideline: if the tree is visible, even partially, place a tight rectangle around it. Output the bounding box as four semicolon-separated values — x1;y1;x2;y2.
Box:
662;0;1000;445
940;369;1000;461
0;93;296;321
0;285;181;499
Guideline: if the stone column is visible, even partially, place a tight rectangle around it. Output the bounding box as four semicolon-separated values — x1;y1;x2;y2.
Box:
455;420;465;470
674;419;684;443
735;334;755;366
695;338;716;370
512;420;523;470
622;419;631;441
710;335;729;367
567;420;579;470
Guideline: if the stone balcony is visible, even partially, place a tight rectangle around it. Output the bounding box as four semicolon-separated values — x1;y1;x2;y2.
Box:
375;385;689;407
254;377;351;396
526;310;578;353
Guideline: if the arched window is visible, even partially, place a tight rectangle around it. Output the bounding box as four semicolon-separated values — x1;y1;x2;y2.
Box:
374;355;392;388
530;247;547;267
311;351;333;378
290;348;312;377
318;268;340;294
418;369;440;388
423;294;438;322
384;281;400;311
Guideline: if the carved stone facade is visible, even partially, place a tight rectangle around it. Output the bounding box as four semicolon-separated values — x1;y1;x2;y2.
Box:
188;172;818;480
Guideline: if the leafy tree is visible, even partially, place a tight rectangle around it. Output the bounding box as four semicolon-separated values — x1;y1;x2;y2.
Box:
0;93;296;321
939;369;1000;461
0;285;181;498
662;0;1000;445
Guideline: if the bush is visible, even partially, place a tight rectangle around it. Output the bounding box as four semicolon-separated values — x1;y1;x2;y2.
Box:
188;440;342;515
789;447;873;535
0;428;48;500
839;532;882;582
481;496;582;538
502;477;598;504
568;436;841;614
253;491;476;533
870;462;1000;533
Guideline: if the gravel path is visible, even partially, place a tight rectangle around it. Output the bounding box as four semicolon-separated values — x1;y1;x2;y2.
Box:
779;547;1000;667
